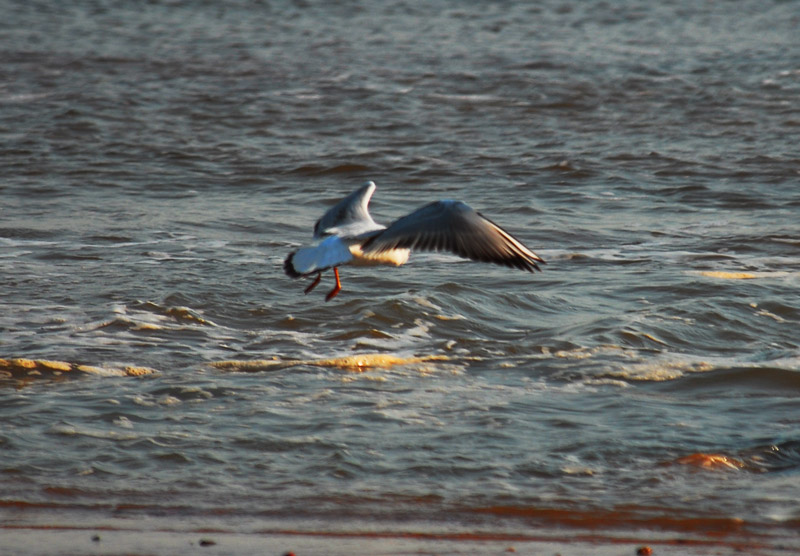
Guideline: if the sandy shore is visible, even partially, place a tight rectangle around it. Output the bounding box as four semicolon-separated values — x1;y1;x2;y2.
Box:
3;525;790;556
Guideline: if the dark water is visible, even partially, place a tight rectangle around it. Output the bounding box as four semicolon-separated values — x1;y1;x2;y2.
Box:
2;1;799;554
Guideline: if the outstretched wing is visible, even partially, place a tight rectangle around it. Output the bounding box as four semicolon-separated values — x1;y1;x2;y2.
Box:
313;181;383;239
360;200;544;272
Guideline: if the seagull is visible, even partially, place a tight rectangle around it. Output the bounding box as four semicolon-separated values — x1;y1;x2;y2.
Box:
284;181;545;301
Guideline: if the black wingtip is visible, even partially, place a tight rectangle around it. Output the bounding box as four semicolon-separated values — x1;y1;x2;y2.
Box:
496;257;542;273
284;251;302;278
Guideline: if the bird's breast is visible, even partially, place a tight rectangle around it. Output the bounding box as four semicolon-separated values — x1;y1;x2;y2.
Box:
348;244;410;267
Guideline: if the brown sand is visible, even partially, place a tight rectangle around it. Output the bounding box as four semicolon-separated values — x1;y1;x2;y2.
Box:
2;525;788;556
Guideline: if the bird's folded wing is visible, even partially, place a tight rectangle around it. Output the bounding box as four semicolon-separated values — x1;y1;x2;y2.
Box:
284;235;354;277
360;200;544;272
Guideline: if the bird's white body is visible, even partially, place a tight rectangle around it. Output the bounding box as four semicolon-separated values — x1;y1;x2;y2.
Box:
289;234;410;274
284;181;544;300
348;242;411;267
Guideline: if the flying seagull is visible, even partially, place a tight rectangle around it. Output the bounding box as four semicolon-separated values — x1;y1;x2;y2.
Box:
284;181;544;301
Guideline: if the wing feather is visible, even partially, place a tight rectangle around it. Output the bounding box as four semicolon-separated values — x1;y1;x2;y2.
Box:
360;200;544;272
313;181;383;239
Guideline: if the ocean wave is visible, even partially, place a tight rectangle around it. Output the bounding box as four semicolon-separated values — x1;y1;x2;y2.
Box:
0;357;156;383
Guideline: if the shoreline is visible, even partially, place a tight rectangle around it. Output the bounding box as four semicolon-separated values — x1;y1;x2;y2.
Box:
3;523;791;556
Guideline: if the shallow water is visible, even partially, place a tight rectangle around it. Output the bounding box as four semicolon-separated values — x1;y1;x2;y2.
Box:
2;1;799;553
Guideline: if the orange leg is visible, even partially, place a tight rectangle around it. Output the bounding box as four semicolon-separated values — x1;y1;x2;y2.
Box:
325;267;342;301
304;272;322;294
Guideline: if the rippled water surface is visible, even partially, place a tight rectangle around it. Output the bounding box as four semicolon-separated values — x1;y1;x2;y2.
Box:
2;1;799;554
